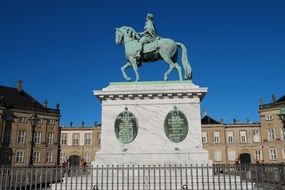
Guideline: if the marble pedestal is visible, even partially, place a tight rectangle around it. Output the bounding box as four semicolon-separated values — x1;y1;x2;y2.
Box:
92;81;211;165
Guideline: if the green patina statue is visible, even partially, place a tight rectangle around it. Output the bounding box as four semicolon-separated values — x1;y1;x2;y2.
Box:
115;13;192;82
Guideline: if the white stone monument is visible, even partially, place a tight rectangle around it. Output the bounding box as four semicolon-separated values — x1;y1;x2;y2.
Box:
92;81;211;166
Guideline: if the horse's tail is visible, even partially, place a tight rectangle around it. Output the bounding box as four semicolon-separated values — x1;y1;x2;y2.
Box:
176;42;192;80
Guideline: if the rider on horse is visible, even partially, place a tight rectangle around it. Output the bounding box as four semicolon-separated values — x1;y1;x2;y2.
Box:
135;13;158;58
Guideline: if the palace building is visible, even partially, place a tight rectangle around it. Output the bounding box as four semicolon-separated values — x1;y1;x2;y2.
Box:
0;81;61;166
202;94;285;164
59;123;101;166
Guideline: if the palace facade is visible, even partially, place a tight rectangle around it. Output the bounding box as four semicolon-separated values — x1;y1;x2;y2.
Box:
0;81;61;166
59;123;101;166
202;94;285;164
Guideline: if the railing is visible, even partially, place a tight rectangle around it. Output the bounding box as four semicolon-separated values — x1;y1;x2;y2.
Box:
0;164;284;190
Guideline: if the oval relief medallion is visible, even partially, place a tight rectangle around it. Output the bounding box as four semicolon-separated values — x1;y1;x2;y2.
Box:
114;107;138;144
164;106;188;143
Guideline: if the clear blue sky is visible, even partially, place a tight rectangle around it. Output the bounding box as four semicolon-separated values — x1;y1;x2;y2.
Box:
0;0;284;126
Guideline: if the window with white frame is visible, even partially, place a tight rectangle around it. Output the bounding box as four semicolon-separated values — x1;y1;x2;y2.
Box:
253;130;260;143
213;131;221;143
254;149;263;160
214;151;222;161
202;131;207;143
47;132;54;144
61;133;67;145
227;131;234;143
267;128;275;141
227;150;236;161
269;148;277;160
84;133;91;145
19;116;28;123
46;152;52;162
60;152;66;163
16;151;24;162
72;133;79;145
33;131;41;144
265;114;274;121
239;130;247;143
281;128;285;140
17;131;26;143
84;152;91;162
33;151;40;163
38;118;43;124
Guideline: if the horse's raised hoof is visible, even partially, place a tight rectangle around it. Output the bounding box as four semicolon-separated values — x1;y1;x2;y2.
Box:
125;77;131;81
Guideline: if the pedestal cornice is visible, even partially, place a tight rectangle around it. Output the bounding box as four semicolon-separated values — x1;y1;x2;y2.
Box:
94;81;207;101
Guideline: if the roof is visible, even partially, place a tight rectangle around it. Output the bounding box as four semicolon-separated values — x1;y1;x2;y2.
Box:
201;115;221;125
277;94;285;103
0;85;59;114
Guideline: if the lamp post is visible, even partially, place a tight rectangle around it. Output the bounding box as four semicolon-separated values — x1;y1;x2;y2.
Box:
29;113;39;166
278;106;285;128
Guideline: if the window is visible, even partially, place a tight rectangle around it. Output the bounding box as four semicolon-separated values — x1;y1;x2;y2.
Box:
5;114;13;121
227;150;236;161
265;114;274;121
269;148;277;160
98;134;101;145
17;131;26;143
38;118;43;124
227;131;234;144
72;133;79;145
16;151;24;162
19;116;28;123
201;131;207;143
281;128;285;140
60;152;66;163
283;149;285;160
33;151;40;163
47;132;54;144
33;132;41;144
3;127;11;145
253;130;260;143
239;130;247;143
255;149;263;160
47;119;55;125
267;128;275;141
84;152;91;162
84;133;91;145
214;151;222;161
213;131;220;143
46;152;53;162
1;151;10;164
61;133;67;145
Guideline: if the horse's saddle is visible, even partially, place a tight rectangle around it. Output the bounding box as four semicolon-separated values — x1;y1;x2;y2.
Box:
143;38;159;53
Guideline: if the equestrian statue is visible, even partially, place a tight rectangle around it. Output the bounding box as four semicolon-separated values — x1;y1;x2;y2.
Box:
115;13;192;82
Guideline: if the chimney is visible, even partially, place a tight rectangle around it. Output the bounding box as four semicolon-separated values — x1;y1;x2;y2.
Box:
272;94;276;103
203;109;208;117
44;100;48;108
17;80;23;93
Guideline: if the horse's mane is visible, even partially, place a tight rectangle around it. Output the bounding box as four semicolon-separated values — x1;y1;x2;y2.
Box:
120;26;139;39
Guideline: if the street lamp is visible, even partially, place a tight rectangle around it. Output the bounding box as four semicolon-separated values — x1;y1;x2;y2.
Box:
29;113;39;166
278;106;285;128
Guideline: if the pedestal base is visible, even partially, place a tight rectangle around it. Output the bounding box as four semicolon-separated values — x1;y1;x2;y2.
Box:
93;81;211;166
